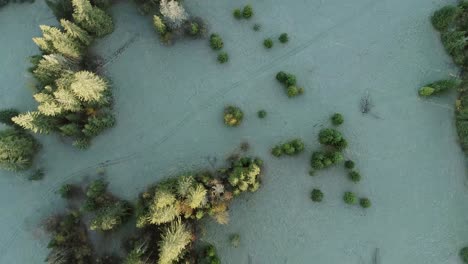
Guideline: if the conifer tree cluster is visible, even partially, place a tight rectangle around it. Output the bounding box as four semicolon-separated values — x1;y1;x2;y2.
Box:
13;0;115;149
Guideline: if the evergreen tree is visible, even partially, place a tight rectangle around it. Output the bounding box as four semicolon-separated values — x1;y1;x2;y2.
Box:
72;0;114;37
60;19;92;45
0;108;20;126
158;219;192;264
53;88;82;112
0;129;40;171
71;71;108;102
33;54;76;85
36;25;83;59
12;111;56;134
34;92;64;116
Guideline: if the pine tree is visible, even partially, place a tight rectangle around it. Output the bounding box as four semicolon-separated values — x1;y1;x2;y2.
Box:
38;25;83;59
34;92;64;116
158;219;192;264
72;0;114;37
33;54;76;85
12;111;56;134
0;108;20;126
0;129;40;171
53;88;82;112
185;184;206;209
60;19;92;45
71;71;108;103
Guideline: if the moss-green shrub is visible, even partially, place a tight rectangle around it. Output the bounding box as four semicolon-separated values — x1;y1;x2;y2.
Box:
344;160;355;169
223;105;243;127
343;192;357;205
331;113;344;125
264;38;273;49
279;33;289;43
318;128;348;150
431;6;458;32
359;197;371;208
271;138;305;157
217;52;229;64
257;110;267;118
311;189;323;202
242;4;253;18
210;34;224;50
233;8;242;19
348;170;361;183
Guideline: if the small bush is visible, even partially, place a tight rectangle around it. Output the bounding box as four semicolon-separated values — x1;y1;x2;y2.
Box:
210;34;224;50
311;189;323;202
223;105;244;127
359;197;371;208
343;192;357;205
348;170;361;183
230;233;240;247
257;110;267;118
217;52;229;63
279;33;289;43
431;6;458;32
460;247;468;263
253;23;261;31
264;38;273;49
233;8;242;19
242;5;253;18
344;160;355;169
331;113;344;126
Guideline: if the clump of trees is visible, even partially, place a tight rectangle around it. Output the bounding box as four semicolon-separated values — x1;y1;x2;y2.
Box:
310;150;343;170
276;71;304;97
271;138;305;157
128;156;263;263
12;0;115;150
223;105;244;127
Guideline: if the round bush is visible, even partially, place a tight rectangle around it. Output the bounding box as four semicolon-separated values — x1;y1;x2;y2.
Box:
348;170;361;183
253;23;261;31
276;71;287;82
279;33;289;43
233;8;242;19
242;5;253;18
210;34;224;50
217;52;229;64
359;197;371;208
287;86;300;97
460;247;468;264
343;192;357;205
311;189;323;202
331;113;344;126
264;38;273;49
257;110;267;118
223;106;243;127
344;160;355;169
271;146;283;157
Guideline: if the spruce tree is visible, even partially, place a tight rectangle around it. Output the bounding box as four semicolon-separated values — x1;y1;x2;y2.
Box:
37;25;83;59
53;88;82;112
34;92;64;116
60;19;92;45
0;129;40;171
70;71;108;103
72;0;114;37
158;219;192;264
12;111;56;134
33;54;76;85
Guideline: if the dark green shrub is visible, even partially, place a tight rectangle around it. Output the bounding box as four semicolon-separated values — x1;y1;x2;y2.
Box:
0;129;40;171
0;109;20;127
344;160;355;169
242;5;253;18
359;197;371;208
311;151;343;170
223;105;243;127
233;8;242;19
279;33;289;43
418;78;461;97
276;71;296;86
217;52;229;63
460;247;468;263
348;170;361;183
311;189;323;202
343;192;357;205
257;110;267;118
271;146;282;157
318;128;348;150
271;138;305;157
331;113;344;125
264;38;273;49
58;184;73;198
431;6;458;31
210;34;224;50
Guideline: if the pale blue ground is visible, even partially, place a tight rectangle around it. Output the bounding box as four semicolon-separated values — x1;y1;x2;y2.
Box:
0;0;467;263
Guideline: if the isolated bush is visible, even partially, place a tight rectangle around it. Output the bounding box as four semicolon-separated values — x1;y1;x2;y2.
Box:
257;110;267;118
359;197;371;208
210;34;224;50
233;8;241;19
279;33;289;43
264;38;273;49
343;192;357;205
242;5;253;18
217;52;229;64
311;189;323;202
223;105;243;127
331;113;344;125
348;170;361;183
